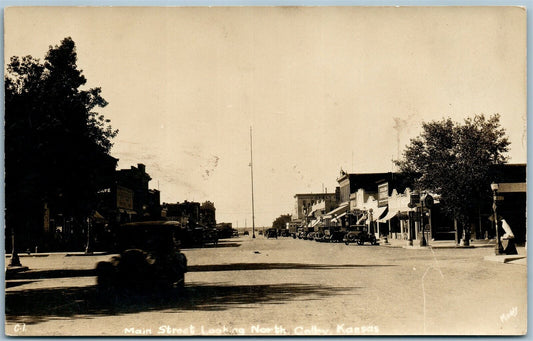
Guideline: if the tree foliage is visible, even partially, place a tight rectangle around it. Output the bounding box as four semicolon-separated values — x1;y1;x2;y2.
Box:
5;37;118;246
395;114;509;227
272;214;292;230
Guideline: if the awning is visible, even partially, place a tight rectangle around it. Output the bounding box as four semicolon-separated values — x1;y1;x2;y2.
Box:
356;214;367;224
310;219;321;228
378;209;399;223
119;209;137;215
368;206;387;222
326;203;349;216
336;212;347;219
93;211;105;221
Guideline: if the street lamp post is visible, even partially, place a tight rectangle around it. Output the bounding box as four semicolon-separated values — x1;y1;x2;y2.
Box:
9;227;21;267
368;208;373;236
491;182;503;255
85;216;93;254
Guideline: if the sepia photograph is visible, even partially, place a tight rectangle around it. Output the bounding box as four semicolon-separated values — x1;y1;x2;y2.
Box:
3;5;528;336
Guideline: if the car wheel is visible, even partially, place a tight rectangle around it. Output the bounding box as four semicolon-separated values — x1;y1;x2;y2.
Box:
357;239;364;245
96;261;116;290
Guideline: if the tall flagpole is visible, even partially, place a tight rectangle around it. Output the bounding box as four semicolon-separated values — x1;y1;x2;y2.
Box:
250;126;256;239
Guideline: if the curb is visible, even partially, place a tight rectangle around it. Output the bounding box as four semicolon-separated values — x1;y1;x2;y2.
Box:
65;252;110;257
4;254;49;258
5;266;29;275
484;255;526;263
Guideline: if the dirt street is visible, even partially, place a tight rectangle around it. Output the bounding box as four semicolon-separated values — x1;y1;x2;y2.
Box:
4;236;527;336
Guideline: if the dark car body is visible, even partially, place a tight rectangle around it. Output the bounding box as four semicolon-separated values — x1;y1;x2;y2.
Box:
314;231;326;242
266;228;278;239
96;221;187;290
327;230;347;243
343;225;378;245
202;226;219;246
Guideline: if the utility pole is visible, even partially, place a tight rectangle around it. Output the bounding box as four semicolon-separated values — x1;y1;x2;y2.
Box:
250;126;256;239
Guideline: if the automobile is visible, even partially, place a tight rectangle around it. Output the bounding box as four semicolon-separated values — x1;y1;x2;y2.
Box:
314;231;326;242
343;225;378;245
181;224;206;247
95;221;187;291
203;227;219;246
259;230;263;236
243;231;249;236
281;230;290;237
306;232;315;240
266;228;278;239
327;230;347;243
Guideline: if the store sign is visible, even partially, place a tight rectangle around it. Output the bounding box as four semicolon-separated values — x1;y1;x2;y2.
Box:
378;183;389;207
43;203;50;233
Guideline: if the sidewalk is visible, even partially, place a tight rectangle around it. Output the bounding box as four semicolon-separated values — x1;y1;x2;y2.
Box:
381;237;508;249
380;237;527;264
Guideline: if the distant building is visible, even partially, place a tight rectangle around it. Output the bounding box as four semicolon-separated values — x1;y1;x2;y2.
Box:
96;163;161;225
292;189;340;226
200;201;217;227
334;171;412;231
163;201;200;226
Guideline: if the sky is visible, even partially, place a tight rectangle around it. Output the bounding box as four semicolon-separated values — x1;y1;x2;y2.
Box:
4;6;527;227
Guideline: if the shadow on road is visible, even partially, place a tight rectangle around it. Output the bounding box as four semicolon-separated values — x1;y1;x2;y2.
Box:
5;280;38;289
182;242;241;250
7;263;395;280
7;269;96;280
188;263;396;272
6;282;356;325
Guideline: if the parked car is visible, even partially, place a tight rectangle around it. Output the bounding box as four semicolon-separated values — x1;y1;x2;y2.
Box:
327;230;347;243
203;227;219;246
314;231;326;242
266;228;278;239
306;232;316;240
343;225;378;245
95;221;187;291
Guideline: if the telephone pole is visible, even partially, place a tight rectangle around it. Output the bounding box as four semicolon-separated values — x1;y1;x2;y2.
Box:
250;126;256;239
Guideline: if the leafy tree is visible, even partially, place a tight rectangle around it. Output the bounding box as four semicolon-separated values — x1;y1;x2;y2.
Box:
395;114;510;242
5;37;118;252
272;214;292;230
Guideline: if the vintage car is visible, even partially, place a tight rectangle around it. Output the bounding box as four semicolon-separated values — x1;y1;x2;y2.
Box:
314;231;326;242
266;228;278;239
343;225;378;245
243;230;249;236
202;226;219;246
327;230;347;243
95;221;187;291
